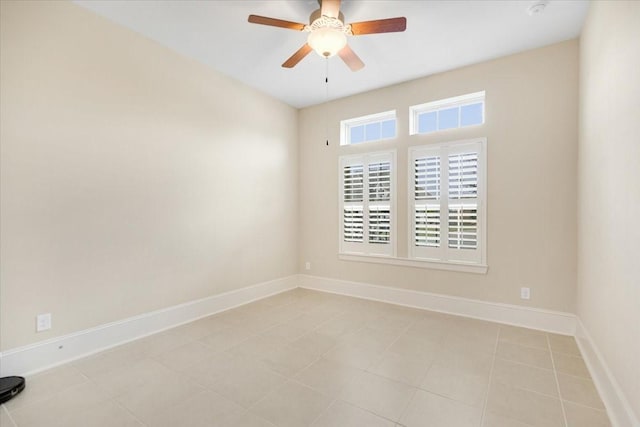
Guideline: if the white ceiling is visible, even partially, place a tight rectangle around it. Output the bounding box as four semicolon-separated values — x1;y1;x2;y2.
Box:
74;0;588;108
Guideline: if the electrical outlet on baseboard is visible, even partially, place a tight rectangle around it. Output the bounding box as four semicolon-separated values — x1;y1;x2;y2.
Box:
36;313;52;332
305;261;311;271
520;287;531;300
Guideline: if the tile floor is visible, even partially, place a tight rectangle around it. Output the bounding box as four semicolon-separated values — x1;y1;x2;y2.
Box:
1;289;611;427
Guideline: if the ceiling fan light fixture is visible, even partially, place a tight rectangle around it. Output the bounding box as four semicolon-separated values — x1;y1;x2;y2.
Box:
248;0;407;70
307;27;347;57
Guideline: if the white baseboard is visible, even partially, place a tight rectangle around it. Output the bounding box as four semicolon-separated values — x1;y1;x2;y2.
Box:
0;275;298;377
299;274;577;335
575;318;639;427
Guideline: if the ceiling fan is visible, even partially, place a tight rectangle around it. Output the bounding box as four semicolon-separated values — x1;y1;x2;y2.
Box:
248;0;407;71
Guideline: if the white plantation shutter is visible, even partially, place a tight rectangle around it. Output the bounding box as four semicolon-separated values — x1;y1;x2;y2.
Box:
448;151;479;254
411;148;442;259
446;144;482;263
413;154;442;257
340;152;395;256
410;139;485;265
368;161;391;245
342;164;364;243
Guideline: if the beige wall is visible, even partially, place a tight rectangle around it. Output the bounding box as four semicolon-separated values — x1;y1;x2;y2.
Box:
299;40;579;312
0;1;298;350
578;1;640;420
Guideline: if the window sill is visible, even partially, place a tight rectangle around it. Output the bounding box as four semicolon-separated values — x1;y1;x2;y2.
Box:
338;253;488;274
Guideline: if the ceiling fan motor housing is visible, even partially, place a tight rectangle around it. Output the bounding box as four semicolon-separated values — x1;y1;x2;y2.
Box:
309;9;345;25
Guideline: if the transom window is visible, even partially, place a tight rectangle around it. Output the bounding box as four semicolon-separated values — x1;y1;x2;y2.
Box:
340;110;397;145
410;92;485;135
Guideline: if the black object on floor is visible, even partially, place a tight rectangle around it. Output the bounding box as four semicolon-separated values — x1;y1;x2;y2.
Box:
0;376;25;404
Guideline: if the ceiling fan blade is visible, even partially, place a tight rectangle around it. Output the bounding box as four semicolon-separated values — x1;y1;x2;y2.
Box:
248;15;306;31
338;45;364;71
350;17;407;35
282;44;313;68
320;0;341;19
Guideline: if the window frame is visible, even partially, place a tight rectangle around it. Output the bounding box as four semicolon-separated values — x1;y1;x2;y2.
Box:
340;110;397;146
338;150;397;257
408;138;487;268
409;91;485;135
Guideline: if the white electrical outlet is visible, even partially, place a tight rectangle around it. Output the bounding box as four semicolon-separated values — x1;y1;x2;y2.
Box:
305;261;311;270
36;313;52;332
520;287;531;300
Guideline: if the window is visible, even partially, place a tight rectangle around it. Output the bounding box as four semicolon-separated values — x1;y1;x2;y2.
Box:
339;151;396;256
410;92;485;135
409;138;486;265
340;110;397;145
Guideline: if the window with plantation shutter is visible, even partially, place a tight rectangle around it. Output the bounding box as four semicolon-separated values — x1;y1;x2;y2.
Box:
340;151;396;256
409;139;486;265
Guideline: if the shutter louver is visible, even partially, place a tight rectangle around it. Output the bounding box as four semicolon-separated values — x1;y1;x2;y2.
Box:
448;152;478;199
343;207;364;242
448;204;478;249
415;204;440;247
343;165;364;202
415;157;440;200
369;206;391;244
368;162;391;202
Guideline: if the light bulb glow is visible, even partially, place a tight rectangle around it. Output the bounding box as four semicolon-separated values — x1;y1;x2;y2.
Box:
307;27;347;58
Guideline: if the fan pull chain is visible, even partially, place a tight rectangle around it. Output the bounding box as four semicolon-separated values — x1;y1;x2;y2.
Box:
325;58;329;146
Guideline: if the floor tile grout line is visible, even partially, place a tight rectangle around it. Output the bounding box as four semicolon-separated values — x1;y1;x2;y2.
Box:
1;404;18;427
477;375;564;401
547;333;569;427
88;377;150;426
365;314;420;372
209;304;347;415
331;397;407;425
559;398;609;412
176;298;355;415
303;395;339;426
316;310;419;424
244;365;339;426
245;359;324;410
2;364;93;412
299;312;421;425
206;311;411;422
2;377;93;416
492;354;555;372
496;339;556;355
479;327;500;426
387;316;432;424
